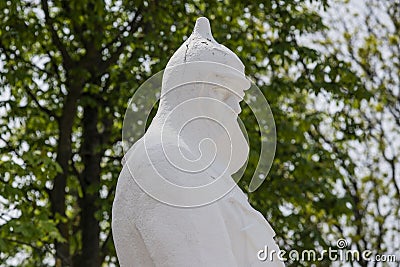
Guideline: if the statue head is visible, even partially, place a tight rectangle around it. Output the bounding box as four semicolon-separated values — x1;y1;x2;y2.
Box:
151;17;251;178
159;17;250;116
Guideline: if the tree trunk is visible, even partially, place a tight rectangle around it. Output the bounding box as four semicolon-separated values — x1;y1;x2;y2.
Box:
51;85;82;266
74;105;102;267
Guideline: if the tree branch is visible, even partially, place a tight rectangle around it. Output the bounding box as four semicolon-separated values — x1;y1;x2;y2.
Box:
40;0;74;69
100;5;144;73
25;88;59;120
3;237;65;263
104;5;144;51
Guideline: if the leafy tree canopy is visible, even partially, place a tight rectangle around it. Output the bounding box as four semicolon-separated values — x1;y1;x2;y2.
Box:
0;0;374;266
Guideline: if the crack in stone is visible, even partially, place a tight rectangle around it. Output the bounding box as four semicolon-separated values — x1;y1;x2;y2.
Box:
184;43;189;62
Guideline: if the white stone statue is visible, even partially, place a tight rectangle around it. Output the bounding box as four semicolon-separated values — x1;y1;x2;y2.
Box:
112;17;284;266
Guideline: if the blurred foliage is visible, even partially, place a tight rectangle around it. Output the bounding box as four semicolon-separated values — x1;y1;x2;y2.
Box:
0;0;380;266
314;0;400;266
